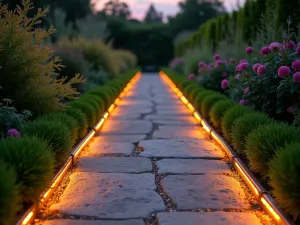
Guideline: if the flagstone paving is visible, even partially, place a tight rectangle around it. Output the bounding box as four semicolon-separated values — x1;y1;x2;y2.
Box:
42;73;264;225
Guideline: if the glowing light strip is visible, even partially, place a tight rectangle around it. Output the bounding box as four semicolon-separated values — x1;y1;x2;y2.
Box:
187;103;195;112
159;71;292;225
180;96;189;105
104;112;109;119
18;72;141;225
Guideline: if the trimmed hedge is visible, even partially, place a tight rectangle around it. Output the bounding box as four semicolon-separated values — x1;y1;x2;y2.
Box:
65;107;88;139
201;94;226;119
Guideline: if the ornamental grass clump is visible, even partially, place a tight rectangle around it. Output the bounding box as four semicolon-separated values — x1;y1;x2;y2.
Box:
221;105;251;142
209;100;237;130
0;136;54;202
23;120;72;166
88;88;112;109
245;123;300;176
39;112;80;145
65;107;88;139
231;112;273;155
189;87;206;103
0;160;21;225
183;83;198;98
269;142;300;220
201;94;227;119
194;90;215;112
70;101;97;127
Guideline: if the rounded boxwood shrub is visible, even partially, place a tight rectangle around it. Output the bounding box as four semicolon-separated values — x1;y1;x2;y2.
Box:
183;83;198;98
79;97;102;119
39;112;79;146
23;120;72;166
245;123;300;175
194;90;215;112
88;88;111;109
231;112;272;155
65;107;88;139
269;142;300;219
71;101;97;127
221;105;251;142
179;80;192;90
189;87;206;103
209;100;237;130
0;160;21;225
201;94;227;119
0;136;54;202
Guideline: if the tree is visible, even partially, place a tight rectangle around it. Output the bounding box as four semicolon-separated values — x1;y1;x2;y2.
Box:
143;4;163;24
168;0;225;35
99;0;131;19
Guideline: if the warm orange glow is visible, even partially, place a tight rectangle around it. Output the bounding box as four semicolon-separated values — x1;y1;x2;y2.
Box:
211;131;223;146
108;104;115;113
202;123;211;133
21;211;33;225
74;131;96;158
193;112;202;122
114;98;120;105
261;197;281;221
104;112;109;119
187;103;195;112
94;118;105;130
234;161;259;196
120;92;126;98
180;96;189;105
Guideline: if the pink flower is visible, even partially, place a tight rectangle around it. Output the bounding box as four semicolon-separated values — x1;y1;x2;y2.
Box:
246;47;254;54
269;42;282;52
188;74;195;80
244;87;249;94
292;60;300;71
235;65;241;72
297;46;300;55
214;54;221;60
7;128;20;137
257;65;266;75
293;72;300;83
239;100;247;105
260;46;271;56
285;40;296;49
222;72;228;78
278;66;290;78
239;62;249;70
287;105;298;114
221;79;229;89
230;58;237;63
240;59;248;64
216;59;224;66
198;61;206;68
253;63;261;73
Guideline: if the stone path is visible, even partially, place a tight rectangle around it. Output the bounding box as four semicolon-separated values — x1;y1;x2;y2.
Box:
42;73;264;225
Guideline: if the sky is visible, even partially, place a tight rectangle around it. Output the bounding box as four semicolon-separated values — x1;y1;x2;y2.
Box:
93;0;245;20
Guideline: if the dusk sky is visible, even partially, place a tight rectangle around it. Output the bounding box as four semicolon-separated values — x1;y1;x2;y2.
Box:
93;0;245;20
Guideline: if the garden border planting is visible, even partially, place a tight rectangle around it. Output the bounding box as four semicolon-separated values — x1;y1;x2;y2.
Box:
16;71;142;225
159;70;293;225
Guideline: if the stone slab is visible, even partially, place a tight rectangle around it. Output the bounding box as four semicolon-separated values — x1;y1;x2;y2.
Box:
157;212;262;225
88;142;134;156
110;113;142;120
41;219;144;225
156;105;188;111
139;139;223;159
113;107;153;115
95;135;146;143
77;157;152;173
153;120;197;126
118;99;152;107
156;110;191;116
50;173;165;219
144;115;193;121
161;175;250;210
101;120;152;135
153;126;208;140
157;159;230;174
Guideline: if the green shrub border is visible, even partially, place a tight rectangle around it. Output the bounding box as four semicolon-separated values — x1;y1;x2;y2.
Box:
160;69;293;224
16;69;140;225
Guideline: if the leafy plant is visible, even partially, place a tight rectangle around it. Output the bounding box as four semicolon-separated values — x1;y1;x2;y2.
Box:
23;119;72;166
65;107;88;139
269;142;300;221
0;160;21;225
0;1;84;115
221;105;251;142
70;101;97;127
209;100;236;130
0;136;54;202
201;94;226;119
245;123;300;176
231;112;273;155
194;90;215;112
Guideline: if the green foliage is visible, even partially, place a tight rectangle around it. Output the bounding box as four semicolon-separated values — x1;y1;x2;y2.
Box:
23;119;72;166
194;90;214;112
269;142;300;220
0;1;83;115
209;100;237;130
84;70;109;91
189;87;206;103
201;94;226;119
65;107;88;139
113;50;137;72
183;83;199;99
70;100;97;127
221;105;251;142
0;160;21;225
39;112;80;145
88;88;112;109
231;112;273;155
245;123;300;175
80;94;105;119
0;136;54;202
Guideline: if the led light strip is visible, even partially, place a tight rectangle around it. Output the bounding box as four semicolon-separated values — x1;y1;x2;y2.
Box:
159;71;293;225
16;71;142;225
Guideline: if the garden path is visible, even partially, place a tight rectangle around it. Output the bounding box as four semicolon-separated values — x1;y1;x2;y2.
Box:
41;73;264;225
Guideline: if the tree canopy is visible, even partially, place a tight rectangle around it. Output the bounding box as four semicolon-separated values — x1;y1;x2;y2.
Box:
143;4;163;24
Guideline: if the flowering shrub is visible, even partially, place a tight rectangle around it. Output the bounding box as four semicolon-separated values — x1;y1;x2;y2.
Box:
169;57;184;74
